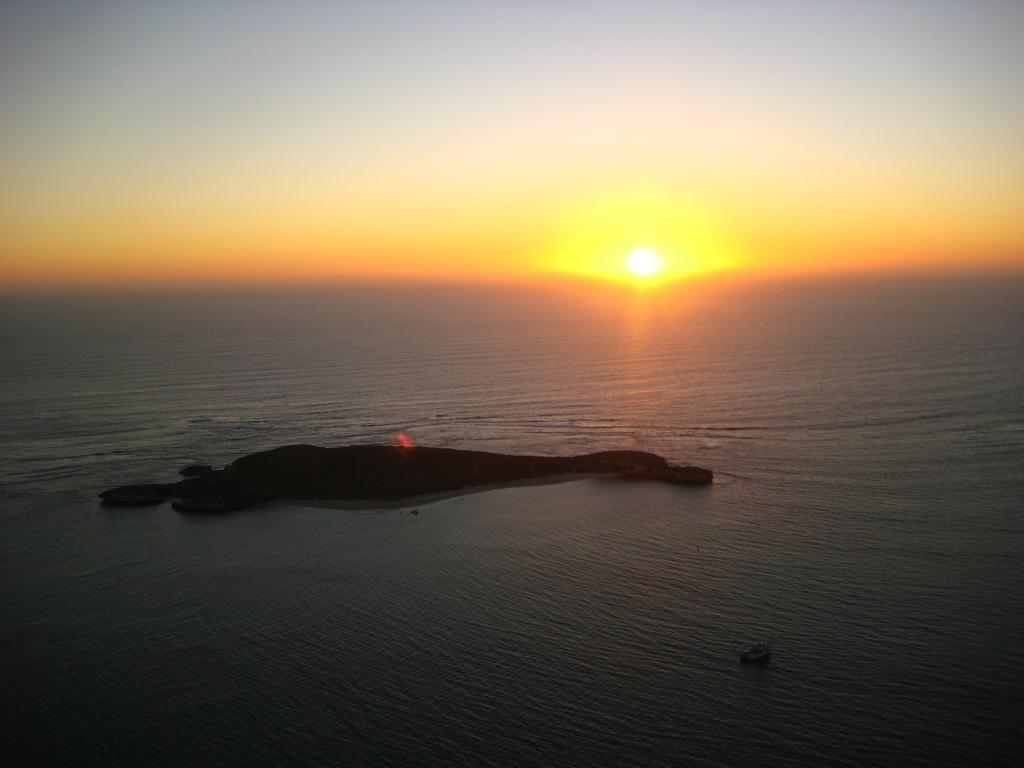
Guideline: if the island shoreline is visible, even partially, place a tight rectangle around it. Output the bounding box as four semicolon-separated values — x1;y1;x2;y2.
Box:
274;472;618;510
100;444;714;511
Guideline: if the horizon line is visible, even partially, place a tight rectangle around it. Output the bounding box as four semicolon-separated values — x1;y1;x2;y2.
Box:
2;264;1023;297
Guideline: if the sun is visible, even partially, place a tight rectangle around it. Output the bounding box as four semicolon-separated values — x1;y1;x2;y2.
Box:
626;247;662;277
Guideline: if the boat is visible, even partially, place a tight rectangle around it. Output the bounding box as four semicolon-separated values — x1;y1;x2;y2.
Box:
740;643;771;663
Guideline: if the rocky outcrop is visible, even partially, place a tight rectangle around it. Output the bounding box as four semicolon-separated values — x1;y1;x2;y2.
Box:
100;444;713;512
179;463;213;477
99;484;170;506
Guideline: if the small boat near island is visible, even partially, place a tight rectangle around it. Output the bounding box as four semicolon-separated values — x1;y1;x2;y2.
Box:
740;643;771;663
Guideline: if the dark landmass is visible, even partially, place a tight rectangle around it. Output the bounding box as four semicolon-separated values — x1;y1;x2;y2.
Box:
101;444;713;512
180;463;213;477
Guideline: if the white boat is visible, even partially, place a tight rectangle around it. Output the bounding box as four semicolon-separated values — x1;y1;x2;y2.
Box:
740;642;771;663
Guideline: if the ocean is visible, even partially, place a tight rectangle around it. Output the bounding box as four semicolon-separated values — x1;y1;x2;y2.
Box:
1;275;1022;766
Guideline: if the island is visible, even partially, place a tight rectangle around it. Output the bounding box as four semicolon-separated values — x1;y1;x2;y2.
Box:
100;444;713;512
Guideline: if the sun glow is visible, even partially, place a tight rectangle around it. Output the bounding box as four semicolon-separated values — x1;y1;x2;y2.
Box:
538;190;743;286
626;247;662;277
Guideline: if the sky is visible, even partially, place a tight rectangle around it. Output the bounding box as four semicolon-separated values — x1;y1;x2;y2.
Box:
1;0;1022;287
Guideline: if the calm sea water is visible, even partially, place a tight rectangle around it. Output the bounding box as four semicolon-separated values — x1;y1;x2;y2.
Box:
1;276;1022;767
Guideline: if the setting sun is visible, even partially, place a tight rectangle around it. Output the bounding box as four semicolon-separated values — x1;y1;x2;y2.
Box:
538;189;743;286
626;247;662;277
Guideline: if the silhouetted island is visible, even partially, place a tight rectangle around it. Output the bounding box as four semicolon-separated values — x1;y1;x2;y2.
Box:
100;444;713;512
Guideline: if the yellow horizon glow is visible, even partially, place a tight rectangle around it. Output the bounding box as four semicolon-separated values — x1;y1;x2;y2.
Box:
535;189;746;288
2;169;1022;287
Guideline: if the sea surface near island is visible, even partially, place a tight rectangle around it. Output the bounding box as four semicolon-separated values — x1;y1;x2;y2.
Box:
1;274;1022;767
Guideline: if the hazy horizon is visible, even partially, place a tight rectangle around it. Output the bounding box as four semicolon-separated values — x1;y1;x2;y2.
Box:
2;262;1022;297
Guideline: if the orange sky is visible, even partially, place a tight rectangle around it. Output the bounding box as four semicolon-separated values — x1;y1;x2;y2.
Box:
2;2;1022;288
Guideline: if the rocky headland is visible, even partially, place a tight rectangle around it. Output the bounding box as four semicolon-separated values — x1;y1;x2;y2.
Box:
100;444;713;512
